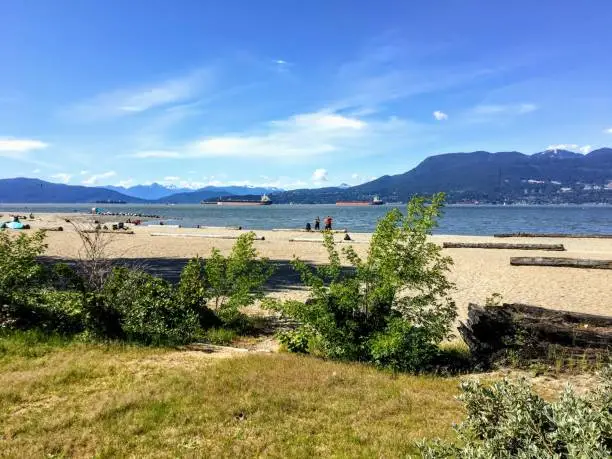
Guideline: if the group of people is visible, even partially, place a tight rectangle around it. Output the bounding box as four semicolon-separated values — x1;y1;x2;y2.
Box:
306;216;333;232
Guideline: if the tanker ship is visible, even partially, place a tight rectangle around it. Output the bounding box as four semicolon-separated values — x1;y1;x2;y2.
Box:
336;195;384;206
201;194;273;206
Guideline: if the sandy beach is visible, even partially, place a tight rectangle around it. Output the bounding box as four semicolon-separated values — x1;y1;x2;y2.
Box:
6;212;612;320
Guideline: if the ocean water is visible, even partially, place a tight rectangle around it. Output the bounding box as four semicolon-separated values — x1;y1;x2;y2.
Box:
1;203;611;235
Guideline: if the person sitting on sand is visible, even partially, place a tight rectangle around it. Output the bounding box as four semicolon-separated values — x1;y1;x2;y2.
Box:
305;222;312;232
314;216;320;231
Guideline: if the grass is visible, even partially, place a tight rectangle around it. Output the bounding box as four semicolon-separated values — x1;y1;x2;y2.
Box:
0;331;462;458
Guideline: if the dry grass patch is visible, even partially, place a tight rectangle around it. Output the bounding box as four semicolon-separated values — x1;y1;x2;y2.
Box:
0;334;461;458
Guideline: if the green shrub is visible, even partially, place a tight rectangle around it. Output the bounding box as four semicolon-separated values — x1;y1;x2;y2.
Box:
267;194;456;371
197;232;274;329
421;367;612;458
101;268;200;345
0;231;47;305
177;257;220;329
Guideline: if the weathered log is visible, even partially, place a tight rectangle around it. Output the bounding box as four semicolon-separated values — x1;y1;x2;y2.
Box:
459;303;612;365
150;233;264;240
273;228;347;233
82;229;134;235
495;232;612;239
510;257;612;269
443;242;565;251
41;226;63;232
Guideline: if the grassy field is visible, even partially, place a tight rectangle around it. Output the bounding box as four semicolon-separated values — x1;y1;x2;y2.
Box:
0;332;461;458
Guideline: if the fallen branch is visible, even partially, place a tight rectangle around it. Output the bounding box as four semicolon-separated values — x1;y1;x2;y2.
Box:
443;242;564;251
495;232;612;239
510;256;612;269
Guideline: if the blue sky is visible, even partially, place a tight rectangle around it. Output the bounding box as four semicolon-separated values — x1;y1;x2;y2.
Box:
2;0;612;190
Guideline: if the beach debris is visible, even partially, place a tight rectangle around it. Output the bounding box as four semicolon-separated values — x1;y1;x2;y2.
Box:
150;233;264;240
495;232;612;239
459;303;612;365
510;256;612;269
442;242;565;251
41;226;64;232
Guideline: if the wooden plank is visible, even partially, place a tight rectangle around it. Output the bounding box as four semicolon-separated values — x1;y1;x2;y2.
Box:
443;242;565;251
510;256;612;269
150;233;264;240
495;232;612;239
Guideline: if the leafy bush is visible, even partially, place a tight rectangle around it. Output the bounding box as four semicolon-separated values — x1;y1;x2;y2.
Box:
267;194;457;371
197;232;274;329
101;267;200;345
421;368;612;458
0;231;48;305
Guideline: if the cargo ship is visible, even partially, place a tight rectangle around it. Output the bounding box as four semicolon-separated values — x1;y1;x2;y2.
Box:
201;194;273;206
336;195;384;206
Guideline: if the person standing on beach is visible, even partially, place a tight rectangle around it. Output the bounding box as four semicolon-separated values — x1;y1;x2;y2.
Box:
324;216;333;230
314;216;320;231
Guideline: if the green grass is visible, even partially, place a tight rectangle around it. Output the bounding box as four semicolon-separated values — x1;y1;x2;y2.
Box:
0;332;462;458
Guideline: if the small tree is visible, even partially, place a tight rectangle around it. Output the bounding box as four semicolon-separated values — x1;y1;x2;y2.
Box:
178;232;274;329
70;221;115;291
268;193;457;370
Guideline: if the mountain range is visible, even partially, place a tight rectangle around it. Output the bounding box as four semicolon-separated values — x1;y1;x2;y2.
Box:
1;148;611;204
103;183;283;201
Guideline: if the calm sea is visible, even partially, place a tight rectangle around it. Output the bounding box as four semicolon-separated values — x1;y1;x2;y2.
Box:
1;203;611;235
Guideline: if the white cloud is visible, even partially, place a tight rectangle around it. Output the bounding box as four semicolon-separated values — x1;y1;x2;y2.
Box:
32;169;41;174
51;173;71;183
63;69;213;120
311;168;328;183
433;110;448;121
139;111;371;160
82;171;117;185
80;170;89;175
163;176;180;182
275;59;287;65
605;128;612;134
0;138;48;154
546;144;593;154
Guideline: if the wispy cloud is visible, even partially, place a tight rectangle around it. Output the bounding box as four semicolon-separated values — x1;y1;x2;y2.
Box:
50;173;71;183
471;103;537;115
82;171;116;185
131;110;380;160
62;69;214;121
605;128;612;134
433;111;448;121
0;138;48;155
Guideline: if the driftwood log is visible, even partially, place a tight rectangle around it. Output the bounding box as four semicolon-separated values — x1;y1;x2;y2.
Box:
82;229;134;235
41;226;64;232
150;233;264;240
459;303;612;365
443;242;565;251
510;257;612;269
495;232;612;239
